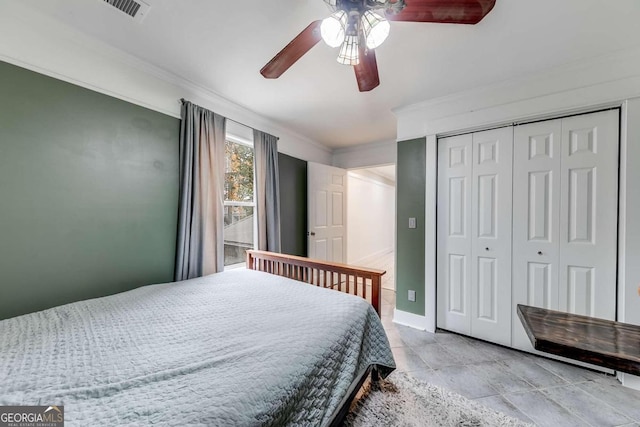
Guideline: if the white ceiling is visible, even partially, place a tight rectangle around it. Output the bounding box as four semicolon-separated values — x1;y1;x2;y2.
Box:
19;0;640;149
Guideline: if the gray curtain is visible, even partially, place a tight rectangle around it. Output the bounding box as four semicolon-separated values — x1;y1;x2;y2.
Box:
175;100;226;280
254;130;281;252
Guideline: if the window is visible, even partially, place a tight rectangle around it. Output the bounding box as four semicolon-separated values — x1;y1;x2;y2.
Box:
223;134;255;267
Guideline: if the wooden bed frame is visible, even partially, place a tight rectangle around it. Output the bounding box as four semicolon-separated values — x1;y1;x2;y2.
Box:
246;250;389;425
246;250;386;317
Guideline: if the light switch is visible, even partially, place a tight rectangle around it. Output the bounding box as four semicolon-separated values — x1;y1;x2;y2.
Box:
408;217;416;229
408;290;416;302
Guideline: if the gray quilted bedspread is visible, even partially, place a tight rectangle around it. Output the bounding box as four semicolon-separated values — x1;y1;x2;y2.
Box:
0;269;395;426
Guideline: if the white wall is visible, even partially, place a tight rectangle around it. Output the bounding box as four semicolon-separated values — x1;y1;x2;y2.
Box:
346;170;395;266
394;45;640;388
0;1;332;165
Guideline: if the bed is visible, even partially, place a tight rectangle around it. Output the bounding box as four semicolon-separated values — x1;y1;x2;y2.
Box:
0;251;395;426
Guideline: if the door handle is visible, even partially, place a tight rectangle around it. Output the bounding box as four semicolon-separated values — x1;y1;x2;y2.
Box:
308;231;316;236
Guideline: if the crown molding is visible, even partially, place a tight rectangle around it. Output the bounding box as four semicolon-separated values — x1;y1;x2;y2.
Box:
393;44;640;120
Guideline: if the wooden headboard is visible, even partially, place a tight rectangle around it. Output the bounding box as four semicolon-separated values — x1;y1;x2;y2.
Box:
246;250;385;316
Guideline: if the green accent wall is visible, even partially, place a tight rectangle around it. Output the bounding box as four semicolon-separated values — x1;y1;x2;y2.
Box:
396;138;426;315
0;61;180;320
278;153;307;257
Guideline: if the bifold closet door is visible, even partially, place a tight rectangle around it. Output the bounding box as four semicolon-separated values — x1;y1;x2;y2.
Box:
470;128;513;346
437;128;513;345
437;134;473;335
558;111;618;319
512;110;619;350
512;119;562;350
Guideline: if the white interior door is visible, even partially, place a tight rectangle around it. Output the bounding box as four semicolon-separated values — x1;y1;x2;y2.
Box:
308;162;347;263
470;127;513;346
558;110;619;319
512;119;562;350
437;134;473;335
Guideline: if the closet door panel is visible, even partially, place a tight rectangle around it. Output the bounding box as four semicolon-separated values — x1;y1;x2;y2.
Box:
438;108;619;355
470;127;513;346
512;119;562;350
558;110;619;319
437;134;473;335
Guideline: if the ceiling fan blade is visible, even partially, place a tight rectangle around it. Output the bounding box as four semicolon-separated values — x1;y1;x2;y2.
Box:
354;48;380;92
260;20;323;79
387;0;496;24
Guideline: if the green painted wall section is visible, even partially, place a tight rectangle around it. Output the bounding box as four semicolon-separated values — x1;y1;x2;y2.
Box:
0;61;180;320
278;153;307;257
396;138;426;315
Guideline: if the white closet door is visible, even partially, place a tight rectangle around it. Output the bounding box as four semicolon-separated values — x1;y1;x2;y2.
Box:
470;127;513;346
439;109;618;351
437;134;473;335
512;119;562;350
558;110;619;319
512;110;619;351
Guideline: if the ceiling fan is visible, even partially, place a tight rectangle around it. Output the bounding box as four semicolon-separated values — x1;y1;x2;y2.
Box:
260;0;496;92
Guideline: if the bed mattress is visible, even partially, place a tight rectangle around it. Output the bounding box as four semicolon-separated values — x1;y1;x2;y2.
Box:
0;269;395;426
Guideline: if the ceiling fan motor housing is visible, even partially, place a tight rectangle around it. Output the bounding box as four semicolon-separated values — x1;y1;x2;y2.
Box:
331;0;406;14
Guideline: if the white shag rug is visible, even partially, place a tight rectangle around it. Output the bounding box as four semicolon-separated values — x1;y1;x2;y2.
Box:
345;372;533;427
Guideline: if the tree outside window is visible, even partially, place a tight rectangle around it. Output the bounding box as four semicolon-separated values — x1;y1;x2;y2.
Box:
223;138;254;267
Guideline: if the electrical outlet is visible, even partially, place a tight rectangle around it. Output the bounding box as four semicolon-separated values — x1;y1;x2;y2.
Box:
408;290;416;302
409;217;416;229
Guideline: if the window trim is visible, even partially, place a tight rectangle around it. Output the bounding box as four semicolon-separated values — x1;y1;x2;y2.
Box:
226;133;253;148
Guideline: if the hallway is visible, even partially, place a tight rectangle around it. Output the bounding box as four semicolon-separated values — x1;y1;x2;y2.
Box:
355;250;395;291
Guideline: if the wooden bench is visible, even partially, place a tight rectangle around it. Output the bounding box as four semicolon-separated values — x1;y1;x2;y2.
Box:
517;304;640;375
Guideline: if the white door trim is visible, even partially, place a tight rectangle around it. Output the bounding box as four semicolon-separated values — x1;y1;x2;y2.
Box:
425;135;438;333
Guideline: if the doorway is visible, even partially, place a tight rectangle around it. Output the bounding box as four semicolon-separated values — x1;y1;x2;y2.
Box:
347;165;396;291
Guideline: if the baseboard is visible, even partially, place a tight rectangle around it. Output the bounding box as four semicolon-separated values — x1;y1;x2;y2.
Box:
618;373;640;391
393;309;427;331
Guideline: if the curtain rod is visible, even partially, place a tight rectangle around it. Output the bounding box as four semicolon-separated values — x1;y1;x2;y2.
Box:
179;98;279;140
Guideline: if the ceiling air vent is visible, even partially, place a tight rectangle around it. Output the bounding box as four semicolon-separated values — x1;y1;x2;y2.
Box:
103;0;151;22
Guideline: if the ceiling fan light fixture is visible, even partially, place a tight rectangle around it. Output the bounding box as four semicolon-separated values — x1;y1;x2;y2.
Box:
361;10;390;49
320;10;347;48
337;35;359;66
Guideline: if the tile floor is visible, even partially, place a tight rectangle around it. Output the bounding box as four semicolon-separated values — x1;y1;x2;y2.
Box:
377;289;640;427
